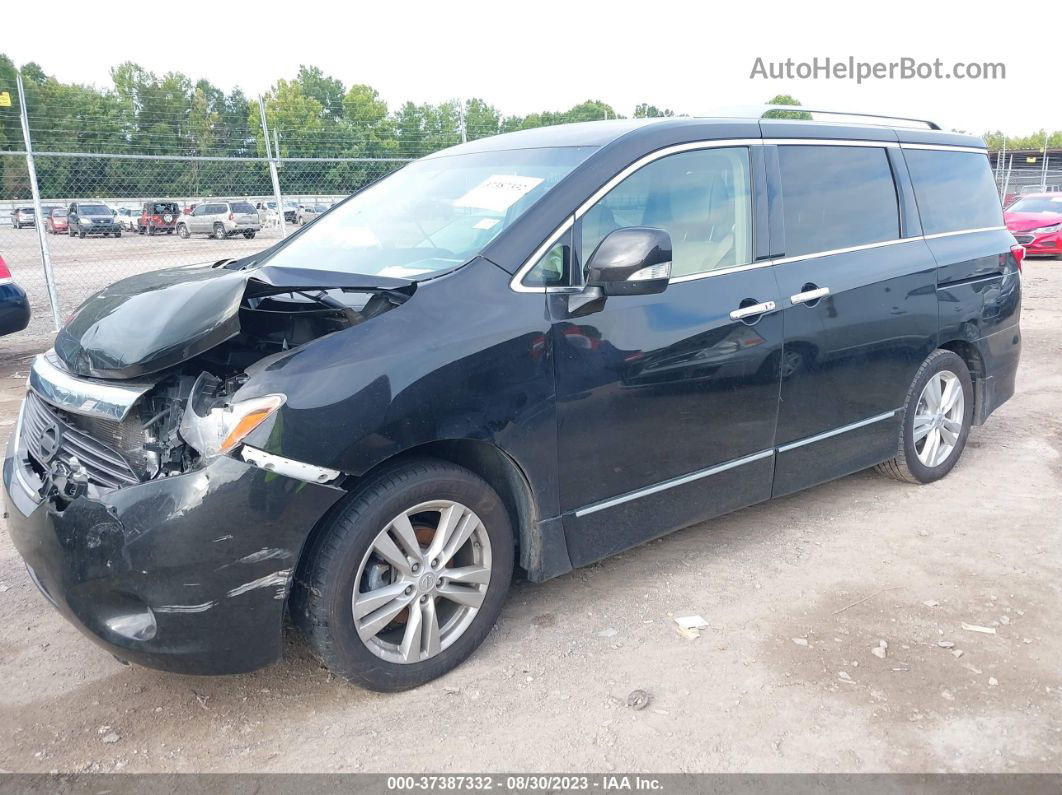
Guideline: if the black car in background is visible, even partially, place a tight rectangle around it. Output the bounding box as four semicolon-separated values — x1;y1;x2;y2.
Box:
3;112;1022;691
0;254;30;336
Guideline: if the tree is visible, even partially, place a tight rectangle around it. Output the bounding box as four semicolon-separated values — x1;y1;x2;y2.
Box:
296;65;345;120
634;103;674;118
763;94;813;120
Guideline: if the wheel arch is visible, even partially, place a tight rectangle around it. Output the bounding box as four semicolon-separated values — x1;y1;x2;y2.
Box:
937;338;987;425
293;438;571;588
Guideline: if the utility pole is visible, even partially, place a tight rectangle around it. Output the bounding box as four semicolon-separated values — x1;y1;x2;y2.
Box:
16;72;61;330
1040;131;1050;192
259;97;288;238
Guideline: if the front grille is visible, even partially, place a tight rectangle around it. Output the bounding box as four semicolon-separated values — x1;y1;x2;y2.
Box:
22;392;142;490
1015;234;1035;244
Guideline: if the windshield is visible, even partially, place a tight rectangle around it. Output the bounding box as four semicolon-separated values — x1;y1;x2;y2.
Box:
53;209;67;217
80;205;110;215
259;146;597;279
1008;197;1062;214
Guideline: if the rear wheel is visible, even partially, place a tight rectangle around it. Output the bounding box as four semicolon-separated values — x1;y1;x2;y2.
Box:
243;230;256;239
78;230;86;239
876;349;973;484
114;230;122;238
292;458;514;691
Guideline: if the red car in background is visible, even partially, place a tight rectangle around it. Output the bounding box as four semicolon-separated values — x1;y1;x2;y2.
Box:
138;201;181;235
45;207;68;235
1005;194;1062;258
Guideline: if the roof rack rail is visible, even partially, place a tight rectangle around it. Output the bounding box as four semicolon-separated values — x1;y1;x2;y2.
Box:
704;105;941;131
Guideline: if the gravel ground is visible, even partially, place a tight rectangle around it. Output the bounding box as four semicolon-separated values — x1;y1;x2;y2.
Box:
0;261;1059;774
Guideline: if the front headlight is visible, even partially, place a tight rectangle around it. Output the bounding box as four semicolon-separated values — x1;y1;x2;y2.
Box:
1030;224;1061;235
179;392;286;458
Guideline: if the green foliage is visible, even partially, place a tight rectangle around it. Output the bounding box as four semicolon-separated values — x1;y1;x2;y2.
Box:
763;94;813;120
634;104;674;118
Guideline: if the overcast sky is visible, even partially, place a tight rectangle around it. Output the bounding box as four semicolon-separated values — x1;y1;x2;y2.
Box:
9;0;1059;137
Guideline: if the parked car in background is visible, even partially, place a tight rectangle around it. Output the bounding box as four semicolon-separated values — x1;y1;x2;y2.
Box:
182;204;198;215
139;201;181;235
45;208;68;235
0;254;30;336
256;200;297;224
0;114;1022;691
115;208;139;232
294;204;328;225
11;208;35;229
68;201;121;238
176;201;261;239
1004;193;1062;258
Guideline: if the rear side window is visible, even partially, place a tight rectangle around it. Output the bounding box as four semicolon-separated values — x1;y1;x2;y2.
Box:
231;202;256;213
904;149;1003;235
778;145;899;257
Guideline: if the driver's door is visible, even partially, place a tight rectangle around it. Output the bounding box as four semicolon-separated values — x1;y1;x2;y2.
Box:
549;144;784;567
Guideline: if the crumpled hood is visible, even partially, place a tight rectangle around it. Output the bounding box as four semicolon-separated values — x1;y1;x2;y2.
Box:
1004;211;1062;232
54;262;414;379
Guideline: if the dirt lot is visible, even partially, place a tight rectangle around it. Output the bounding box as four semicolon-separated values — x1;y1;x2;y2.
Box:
0;261;1060;774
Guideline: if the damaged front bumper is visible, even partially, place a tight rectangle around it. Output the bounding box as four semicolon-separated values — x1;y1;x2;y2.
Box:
3;432;345;675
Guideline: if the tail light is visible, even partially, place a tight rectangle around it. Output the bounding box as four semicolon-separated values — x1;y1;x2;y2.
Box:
0;255;12;284
229;212;235;221
1010;243;1025;273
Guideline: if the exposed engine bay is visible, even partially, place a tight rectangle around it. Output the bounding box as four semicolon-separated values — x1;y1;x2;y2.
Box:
22;268;410;503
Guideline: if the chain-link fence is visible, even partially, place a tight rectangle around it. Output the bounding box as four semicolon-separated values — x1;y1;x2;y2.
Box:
2;151;406;338
1;75;412;340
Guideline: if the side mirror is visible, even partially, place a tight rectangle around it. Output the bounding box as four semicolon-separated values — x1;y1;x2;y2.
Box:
585;227;672;296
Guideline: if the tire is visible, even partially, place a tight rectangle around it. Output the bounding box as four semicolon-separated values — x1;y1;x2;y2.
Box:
243;231;256;239
69;229;75;237
876;350;974;485
291;458;514;691
213;223;226;240
114;230;122;238
177;224;190;239
78;230;86;239
147;224;155;236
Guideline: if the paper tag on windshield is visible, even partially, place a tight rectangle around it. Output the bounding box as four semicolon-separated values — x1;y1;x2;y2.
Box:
455;175;543;213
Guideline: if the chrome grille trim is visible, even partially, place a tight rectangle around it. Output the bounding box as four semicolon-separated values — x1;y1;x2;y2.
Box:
22;392;141;489
29;352;154;421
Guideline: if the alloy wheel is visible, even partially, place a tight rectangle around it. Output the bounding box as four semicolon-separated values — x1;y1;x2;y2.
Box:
913;370;964;468
352;500;492;664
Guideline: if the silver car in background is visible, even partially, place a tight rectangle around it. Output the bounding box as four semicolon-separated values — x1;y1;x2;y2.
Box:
176;200;262;239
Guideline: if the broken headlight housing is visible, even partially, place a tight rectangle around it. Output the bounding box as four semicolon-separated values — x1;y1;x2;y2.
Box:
178;373;285;458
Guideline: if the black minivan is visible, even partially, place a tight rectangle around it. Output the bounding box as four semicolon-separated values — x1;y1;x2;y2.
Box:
3;112;1022;690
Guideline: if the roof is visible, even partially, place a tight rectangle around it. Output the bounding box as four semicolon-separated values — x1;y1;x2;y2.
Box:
425;116;985;159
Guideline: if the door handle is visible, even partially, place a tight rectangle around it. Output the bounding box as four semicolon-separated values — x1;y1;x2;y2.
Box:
729;300;776;321
790;286;831;305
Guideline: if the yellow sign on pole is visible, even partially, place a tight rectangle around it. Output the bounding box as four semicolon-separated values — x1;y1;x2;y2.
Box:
0;91;11;107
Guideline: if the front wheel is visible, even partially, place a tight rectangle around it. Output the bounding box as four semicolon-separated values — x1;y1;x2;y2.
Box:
213;223;226;240
877;350;973;484
114;230;122;238
176;224;190;239
243;230;256;239
291;458;514;691
78;230;86;239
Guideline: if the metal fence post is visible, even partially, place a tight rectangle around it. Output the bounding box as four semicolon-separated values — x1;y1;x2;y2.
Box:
258;97;288;238
16;72;62;331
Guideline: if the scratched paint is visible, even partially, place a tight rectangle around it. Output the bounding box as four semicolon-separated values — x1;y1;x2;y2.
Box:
225;569;292;600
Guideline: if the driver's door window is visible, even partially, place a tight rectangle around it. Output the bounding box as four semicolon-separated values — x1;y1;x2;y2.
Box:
577;147;753;281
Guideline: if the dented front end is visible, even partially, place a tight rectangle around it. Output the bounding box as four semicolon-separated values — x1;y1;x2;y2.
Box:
0;261;416;673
